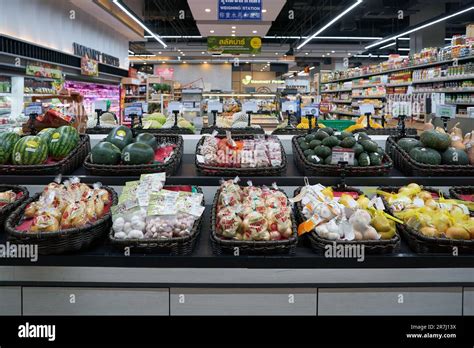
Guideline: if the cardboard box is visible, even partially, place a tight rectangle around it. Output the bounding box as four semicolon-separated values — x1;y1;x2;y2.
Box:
466;24;474;38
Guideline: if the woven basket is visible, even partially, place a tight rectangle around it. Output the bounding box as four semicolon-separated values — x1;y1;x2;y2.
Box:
0;185;29;233
292;136;393;177
353;128;417;136
6;186;118;255
86;127;115;135
201;126;265;135
271;127;308;135
109;186;204;255
449;186;474;210
136;127;195;135
195;134;287;176
84;134;183;176
378;186;473;254
386;135;474;176
293;186;400;254
0;134;90;175
210;187;298;255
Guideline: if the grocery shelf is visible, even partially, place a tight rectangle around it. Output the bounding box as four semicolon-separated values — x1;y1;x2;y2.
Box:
352;95;386;99
413;88;474;93
1;154;473;187
412;74;474;84
330;110;360;117
322;55;474;84
385;82;412;87
352;83;385;89
446;102;474;106
321;88;352;93
329;99;352;104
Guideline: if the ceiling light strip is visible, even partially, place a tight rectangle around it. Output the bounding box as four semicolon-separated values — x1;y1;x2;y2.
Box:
112;0;167;48
365;6;474;50
296;0;363;49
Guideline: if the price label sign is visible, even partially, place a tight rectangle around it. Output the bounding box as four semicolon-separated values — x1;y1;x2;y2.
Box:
359;103;375;115
242;101;258;113
467;107;474;118
168;101;183;113
282;101;296;113
141;102;148;114
331;147;355;165
436;104;456;119
302;106;319;116
94;100;107;112
24;102;42;115
208;101;223;113
124;103;143;119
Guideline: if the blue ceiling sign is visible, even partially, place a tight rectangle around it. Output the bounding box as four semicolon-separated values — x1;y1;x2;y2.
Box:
218;0;262;21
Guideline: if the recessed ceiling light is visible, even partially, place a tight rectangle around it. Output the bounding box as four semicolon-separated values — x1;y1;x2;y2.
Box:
158;51;162;54
245;61;249;64
210;30;214;33
182;54;186;56
267;61;270;64
252;30;258;34
262;9;267;13
161;61;165;64
231;34;235;36
201;51;205;54
205;8;211;12
331;50;335;53
305;52;308;55
183;61;186;63
327;52;330;55
144;62;147;65
275;52;278;55
348;52;352;56
232;26;236;29
252;54;255;57
322;54;325;57
232;30;235;33
204;61;208;64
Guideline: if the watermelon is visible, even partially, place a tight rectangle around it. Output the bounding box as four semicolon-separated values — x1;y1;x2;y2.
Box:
37;128;56;145
12;136;48;165
90;142;121;165
106;126;133;150
121;143;154;165
0;147;8;164
135;133;158;150
48;126;80;160
0;132;21;161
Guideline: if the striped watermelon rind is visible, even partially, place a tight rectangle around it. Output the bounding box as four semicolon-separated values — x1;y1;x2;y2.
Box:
12;136;48;165
37;128;56;145
0;132;21;162
48;126;80;160
0;146;8;164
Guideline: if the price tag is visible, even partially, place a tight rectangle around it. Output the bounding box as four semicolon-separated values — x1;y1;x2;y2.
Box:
331;147;355;165
141;102;148;113
124;103;143;117
467;107;474;118
94;100;107;112
435;104;456;119
24;102;42;115
282;101;296;113
242;101;258;113
168;101;182;113
302;106;319;116
208;101;223;113
359;103;375;115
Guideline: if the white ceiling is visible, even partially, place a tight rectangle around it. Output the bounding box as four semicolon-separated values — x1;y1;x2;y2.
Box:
187;0;286;37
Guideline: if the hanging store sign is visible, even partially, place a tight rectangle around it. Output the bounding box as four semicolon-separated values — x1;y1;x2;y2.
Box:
208;36;262;55
241;76;285;85
218;0;262;21
73;42;120;67
25;61;62;79
81;56;99;77
154;67;174;80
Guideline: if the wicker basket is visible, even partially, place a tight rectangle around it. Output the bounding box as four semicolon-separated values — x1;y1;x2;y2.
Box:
292;136;393;177
353;128;417;136
293;186;400;254
136;127;195;135
201;126;265;135
210;187;298;255
378;186;473;254
109;186;204;255
271;127;308;135
0;185;29;233
84;134;183;176
195;134;287;176
386;135;474;176
449;186;474;209
0;134;90;175
6;186;118;255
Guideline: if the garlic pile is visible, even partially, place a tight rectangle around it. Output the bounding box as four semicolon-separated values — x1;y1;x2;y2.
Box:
298;184;396;241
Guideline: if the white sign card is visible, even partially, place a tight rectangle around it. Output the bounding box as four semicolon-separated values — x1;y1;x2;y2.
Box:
168;102;183;113
124;103;143;117
242;101;258;113
282;101;296;113
302;106;319;116
331;147;355;165
435;104;456;119
208;101;223;113
24;102;42;115
359;103;375;115
94;100;108;112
